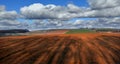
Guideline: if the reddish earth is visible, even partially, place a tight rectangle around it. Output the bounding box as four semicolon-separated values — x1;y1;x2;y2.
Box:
0;33;120;64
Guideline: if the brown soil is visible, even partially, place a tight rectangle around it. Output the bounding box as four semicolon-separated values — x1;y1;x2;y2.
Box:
0;33;120;64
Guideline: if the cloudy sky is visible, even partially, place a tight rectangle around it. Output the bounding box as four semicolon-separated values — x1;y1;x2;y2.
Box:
0;0;120;30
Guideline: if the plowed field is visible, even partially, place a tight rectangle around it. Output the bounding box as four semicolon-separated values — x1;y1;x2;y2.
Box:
0;33;120;64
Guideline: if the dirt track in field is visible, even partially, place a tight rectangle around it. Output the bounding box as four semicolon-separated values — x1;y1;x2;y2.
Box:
0;33;120;64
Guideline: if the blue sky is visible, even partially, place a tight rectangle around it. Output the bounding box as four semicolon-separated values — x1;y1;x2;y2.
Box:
0;0;91;28
0;0;89;12
0;0;120;30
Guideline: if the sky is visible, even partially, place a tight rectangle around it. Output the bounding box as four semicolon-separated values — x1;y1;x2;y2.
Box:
0;0;89;11
0;0;120;30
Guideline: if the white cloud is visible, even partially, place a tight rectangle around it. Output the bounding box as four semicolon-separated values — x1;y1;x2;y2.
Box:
73;20;84;25
20;3;120;29
1;2;120;30
0;5;22;29
77;6;120;17
74;0;120;18
20;3;87;20
67;4;83;13
88;0;120;9
97;17;120;25
0;19;23;29
0;11;18;20
0;5;5;11
20;3;62;19
0;19;20;26
85;17;120;28
20;3;120;19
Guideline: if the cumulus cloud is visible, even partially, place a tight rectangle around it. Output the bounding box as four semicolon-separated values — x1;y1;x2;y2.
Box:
20;3;120;29
83;18;120;28
97;18;120;26
1;1;120;30
20;3;57;19
0;19;20;26
77;6;120;18
67;4;84;13
73;20;85;25
83;0;120;18
0;5;21;29
0;5;18;20
20;3;88;20
0;5;5;11
0;19;22;30
83;0;120;28
88;0;120;9
20;3;120;19
0;11;18;20
32;19;64;29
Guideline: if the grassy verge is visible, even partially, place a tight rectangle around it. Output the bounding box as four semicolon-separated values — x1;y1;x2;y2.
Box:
66;29;96;34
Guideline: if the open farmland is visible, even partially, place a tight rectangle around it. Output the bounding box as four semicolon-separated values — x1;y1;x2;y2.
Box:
0;33;120;64
28;29;69;35
66;29;96;34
